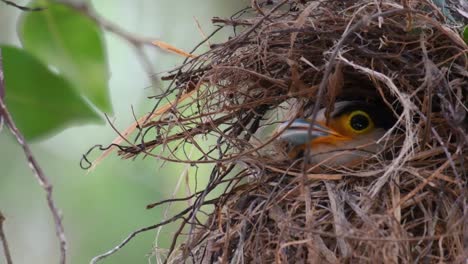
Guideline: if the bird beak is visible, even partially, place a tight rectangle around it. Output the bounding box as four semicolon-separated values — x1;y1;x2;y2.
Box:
278;119;349;146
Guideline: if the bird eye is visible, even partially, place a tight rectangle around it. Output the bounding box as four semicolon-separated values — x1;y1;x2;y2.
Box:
348;111;372;133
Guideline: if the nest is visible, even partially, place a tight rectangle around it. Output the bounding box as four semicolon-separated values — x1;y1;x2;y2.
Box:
95;0;468;263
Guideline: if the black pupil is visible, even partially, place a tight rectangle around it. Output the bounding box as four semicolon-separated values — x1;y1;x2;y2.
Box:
350;114;369;131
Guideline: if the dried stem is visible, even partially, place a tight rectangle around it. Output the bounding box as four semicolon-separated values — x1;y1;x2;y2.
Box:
0;0;44;11
61;2;153;46
0;211;13;264
89;200;216;264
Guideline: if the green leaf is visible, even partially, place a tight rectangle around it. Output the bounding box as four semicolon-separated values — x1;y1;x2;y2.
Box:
2;45;102;140
19;0;112;113
463;26;468;44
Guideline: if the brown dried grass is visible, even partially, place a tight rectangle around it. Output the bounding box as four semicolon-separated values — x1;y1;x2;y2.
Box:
92;0;468;263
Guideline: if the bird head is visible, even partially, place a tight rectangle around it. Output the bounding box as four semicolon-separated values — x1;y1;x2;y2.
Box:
278;101;395;166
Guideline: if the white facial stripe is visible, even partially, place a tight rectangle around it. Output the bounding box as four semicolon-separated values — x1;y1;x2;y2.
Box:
279;121;332;145
291;121;337;137
277;119;309;133
279;129;324;145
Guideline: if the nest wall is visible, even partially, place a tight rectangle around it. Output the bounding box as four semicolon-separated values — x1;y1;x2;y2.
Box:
107;0;467;263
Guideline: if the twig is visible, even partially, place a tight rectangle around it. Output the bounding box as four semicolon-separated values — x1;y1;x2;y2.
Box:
212;17;254;26
89;202;214;264
0;0;44;11
224;0;289;47
90;224;159;264
0;52;3;100
0;49;67;264
0;211;13;264
62;2;153;46
60;1;165;99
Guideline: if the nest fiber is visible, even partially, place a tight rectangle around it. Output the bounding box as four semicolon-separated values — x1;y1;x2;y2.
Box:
111;0;468;263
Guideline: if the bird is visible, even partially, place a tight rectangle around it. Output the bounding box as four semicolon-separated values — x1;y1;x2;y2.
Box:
277;101;395;166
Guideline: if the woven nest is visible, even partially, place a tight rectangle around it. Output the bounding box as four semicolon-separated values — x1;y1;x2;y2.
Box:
102;0;468;263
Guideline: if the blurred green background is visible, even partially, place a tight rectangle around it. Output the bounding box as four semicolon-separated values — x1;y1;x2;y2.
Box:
0;1;245;263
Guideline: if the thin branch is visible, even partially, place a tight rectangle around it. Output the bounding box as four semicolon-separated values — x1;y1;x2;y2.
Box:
0;49;67;264
62;2;153;46
61;2;167;122
89;203;213;264
90;225;158;264
0;0;44;11
0;50;3;100
0;211;13;264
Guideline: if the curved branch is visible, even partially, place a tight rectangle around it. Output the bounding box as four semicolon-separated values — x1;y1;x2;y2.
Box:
0;49;67;264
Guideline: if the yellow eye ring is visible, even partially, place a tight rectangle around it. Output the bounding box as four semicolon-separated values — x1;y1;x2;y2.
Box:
346;110;374;134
